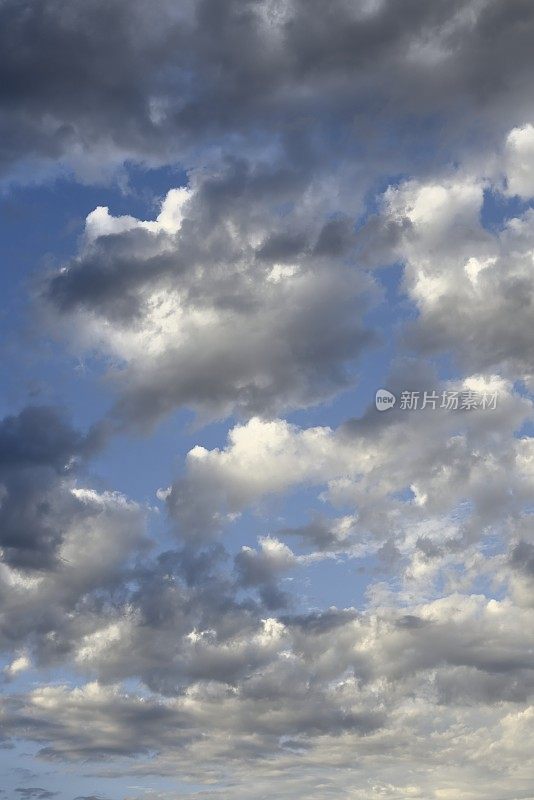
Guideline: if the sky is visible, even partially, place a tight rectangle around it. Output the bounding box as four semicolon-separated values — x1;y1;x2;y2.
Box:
1;1;534;798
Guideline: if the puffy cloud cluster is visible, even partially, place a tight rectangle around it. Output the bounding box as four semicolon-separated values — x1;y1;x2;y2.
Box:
382;131;534;384
0;406;148;665
166;377;534;567
41;123;534;435
43;164;375;426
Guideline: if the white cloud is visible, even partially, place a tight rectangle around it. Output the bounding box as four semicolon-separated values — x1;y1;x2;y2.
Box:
505;124;534;199
382;133;534;383
167;378;533;559
3;652;31;679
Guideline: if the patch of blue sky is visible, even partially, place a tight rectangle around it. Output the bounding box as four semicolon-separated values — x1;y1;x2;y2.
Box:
0;743;195;800
480;186;534;233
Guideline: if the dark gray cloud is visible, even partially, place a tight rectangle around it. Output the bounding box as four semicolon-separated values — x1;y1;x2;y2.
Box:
15;790;57;800
46;230;178;322
510;540;534;576
0;406;149;671
2;684;195;761
279;514;357;553
0;406;102;569
73;796;110;800
2;0;534;181
73;796;111;800
234;537;296;609
281;607;359;634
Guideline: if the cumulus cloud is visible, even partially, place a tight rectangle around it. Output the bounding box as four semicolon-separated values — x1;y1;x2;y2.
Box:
235;536;299;608
0;406;149;672
236;537;297;584
165;377;533;562
40;122;534;432
0;483;149;668
0;405;104;569
164;416;354;537
380;140;534;383
42;162;377;427
0;393;530;799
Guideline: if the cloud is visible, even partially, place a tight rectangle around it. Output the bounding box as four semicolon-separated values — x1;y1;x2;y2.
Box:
3;682;194;760
235;536;298;609
235;537;297;586
506;539;534;608
505;123;534;198
0;405;533;795
165;379;533;560
278;515;359;553
73;796;111;800
381;130;534;382
2;589;534;798
3;652;31;681
164;416;353;538
0;405;103;569
0;388;530;799
2;0;534;184
42;162;377;428
40;122;534;431
0;406;150;674
0;483;149;665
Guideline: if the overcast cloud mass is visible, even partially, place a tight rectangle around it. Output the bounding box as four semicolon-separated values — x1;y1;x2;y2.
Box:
1;1;534;798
